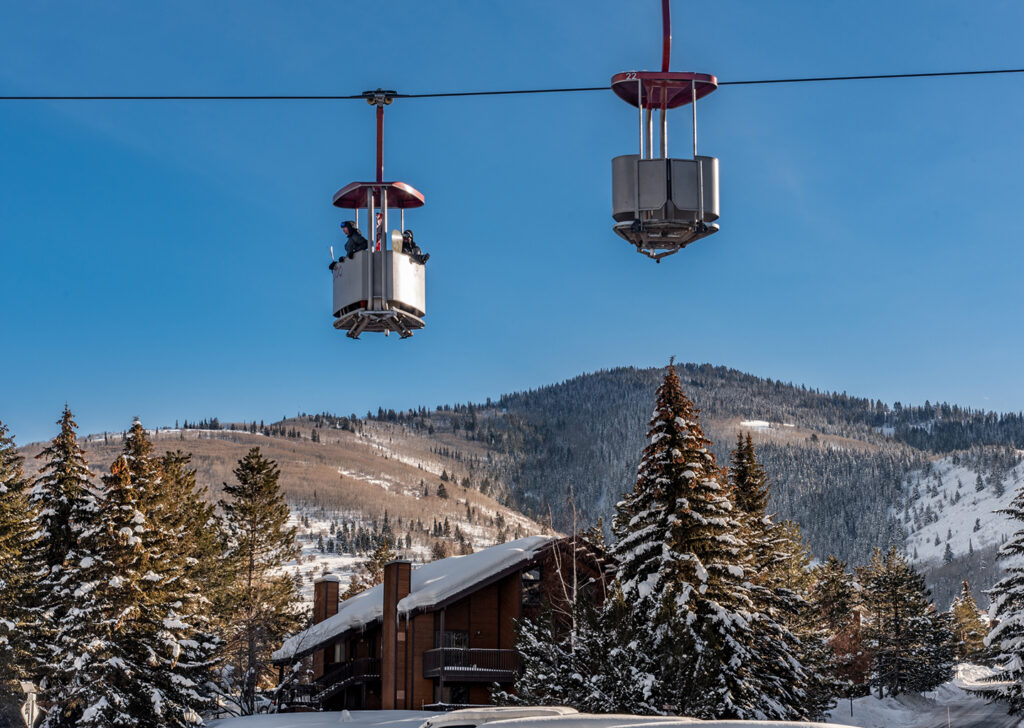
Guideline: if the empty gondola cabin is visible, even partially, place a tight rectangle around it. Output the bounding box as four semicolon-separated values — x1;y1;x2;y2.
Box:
272;536;608;711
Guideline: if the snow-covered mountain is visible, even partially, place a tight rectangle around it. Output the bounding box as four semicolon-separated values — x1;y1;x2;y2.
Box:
901;456;1022;567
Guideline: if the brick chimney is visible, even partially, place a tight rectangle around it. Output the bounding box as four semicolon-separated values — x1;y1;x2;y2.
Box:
313;574;341;624
312;574;341;679
381;560;412;709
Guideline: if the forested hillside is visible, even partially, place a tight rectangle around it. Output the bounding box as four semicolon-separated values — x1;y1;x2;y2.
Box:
17;418;545;605
24;362;1020;604
363;363;1023;601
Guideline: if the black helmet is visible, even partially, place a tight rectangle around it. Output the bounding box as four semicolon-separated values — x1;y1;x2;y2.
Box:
402;229;414;240
341;220;356;231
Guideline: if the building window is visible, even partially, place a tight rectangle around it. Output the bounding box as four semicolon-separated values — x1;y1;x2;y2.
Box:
434;630;469;649
333;642;345;663
522;567;543;607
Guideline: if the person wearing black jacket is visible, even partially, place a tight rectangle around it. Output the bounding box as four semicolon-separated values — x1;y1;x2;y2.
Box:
401;229;430;264
329;221;369;269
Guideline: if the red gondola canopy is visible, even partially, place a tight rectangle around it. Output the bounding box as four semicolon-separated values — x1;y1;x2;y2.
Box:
332;181;425;209
611;71;718;109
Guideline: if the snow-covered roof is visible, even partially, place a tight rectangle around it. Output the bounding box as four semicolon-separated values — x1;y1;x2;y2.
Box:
273;535;554;663
273;581;386;663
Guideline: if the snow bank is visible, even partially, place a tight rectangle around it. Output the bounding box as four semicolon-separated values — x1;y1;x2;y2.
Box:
826;691;937;728
953;662;1000;690
273;536;554;662
826;664;1006;728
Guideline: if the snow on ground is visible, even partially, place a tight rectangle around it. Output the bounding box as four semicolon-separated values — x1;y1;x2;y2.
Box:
825;664;1007;728
280;509;364;605
898;458;1023;566
337;467;420;497
358;431;444;476
738;420;796;431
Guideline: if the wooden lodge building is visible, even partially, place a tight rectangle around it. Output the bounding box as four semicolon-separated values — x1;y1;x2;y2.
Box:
272;535;607;711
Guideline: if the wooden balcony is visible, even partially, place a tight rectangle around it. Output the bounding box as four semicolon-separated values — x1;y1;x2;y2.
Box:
315;657;381;703
422;648;520;683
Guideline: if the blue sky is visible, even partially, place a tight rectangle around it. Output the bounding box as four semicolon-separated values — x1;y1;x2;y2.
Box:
2;1;1023;444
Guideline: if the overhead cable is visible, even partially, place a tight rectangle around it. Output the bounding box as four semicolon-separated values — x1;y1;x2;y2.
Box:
1;67;1022;101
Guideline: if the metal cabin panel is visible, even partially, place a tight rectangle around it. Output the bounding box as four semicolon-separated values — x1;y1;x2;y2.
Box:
636;159;669;212
612;155;671;221
387;252;426;317
669;156;720;222
332;250;371;316
611;154;640;222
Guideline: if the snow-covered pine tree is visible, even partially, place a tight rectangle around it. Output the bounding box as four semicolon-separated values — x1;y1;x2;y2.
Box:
41;422;219;727
495;585;658;714
858;546;955;698
218;448;301;715
611;363;758;719
0;420;38;718
983;481;1024;713
950;580;986;663
728;433;833;720
31;406;96;575
495;588;599;710
118;423;216;726
41;455;152;728
30;407;100;694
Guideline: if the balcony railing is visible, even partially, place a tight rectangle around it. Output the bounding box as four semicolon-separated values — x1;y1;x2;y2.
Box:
422;648;520;683
315;657;381;703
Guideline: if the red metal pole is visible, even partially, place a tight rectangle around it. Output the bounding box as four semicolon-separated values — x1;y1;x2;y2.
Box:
661;0;671;72
376;103;384;183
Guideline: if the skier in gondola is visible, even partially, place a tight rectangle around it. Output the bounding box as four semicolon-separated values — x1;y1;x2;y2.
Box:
402;229;429;264
330;221;369;269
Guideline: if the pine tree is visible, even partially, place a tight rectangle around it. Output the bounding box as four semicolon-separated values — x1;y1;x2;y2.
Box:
811;556;870;697
496;587;658;714
217;448;301;715
950;581;986;663
30;407;100;696
41;423;216;727
343;539;397;599
0;420;38;717
611;363;759;718
41;455;152;727
982;481;1024;712
118;424;216;726
729;434;833;720
31;406;96;573
429;540;450;562
858;546;954;698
